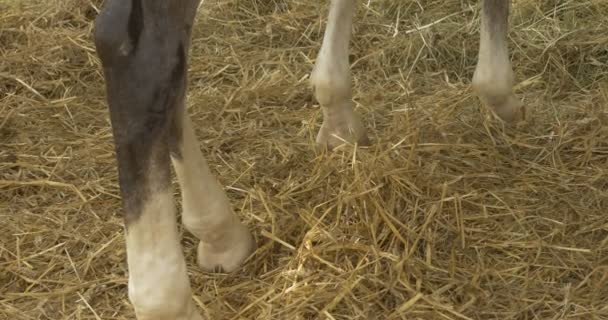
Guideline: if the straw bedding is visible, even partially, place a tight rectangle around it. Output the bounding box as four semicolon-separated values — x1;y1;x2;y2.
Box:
1;0;607;319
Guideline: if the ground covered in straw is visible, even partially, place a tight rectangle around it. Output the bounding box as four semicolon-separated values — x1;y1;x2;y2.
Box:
2;0;608;319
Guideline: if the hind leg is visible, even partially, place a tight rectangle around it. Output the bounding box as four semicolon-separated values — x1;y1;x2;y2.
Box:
473;0;525;122
171;110;254;272
311;0;370;148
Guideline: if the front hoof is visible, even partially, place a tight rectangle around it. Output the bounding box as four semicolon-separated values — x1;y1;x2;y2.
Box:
197;223;255;273
488;94;525;123
315;115;370;149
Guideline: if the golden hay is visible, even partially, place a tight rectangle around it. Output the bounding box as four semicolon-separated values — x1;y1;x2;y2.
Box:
1;0;608;319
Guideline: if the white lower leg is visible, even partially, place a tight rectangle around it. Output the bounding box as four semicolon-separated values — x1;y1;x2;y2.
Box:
472;0;524;122
172;115;253;272
311;0;368;147
126;188;202;320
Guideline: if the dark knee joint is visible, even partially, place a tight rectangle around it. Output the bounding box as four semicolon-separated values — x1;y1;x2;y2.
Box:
94;0;144;64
